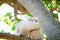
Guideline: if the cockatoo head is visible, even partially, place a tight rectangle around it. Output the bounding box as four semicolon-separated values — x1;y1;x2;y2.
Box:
15;17;43;40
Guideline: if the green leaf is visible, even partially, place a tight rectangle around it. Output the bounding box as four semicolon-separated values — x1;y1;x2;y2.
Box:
7;20;12;26
1;30;5;33
54;14;58;19
12;24;16;31
7;12;12;17
27;14;33;17
44;1;54;8
11;18;16;22
57;5;60;12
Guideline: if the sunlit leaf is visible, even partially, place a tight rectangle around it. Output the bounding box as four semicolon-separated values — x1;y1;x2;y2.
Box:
7;13;11;16
44;1;54;9
57;5;60;12
8;20;12;26
27;14;33;17
12;24;16;31
54;14;58;19
4;17;9;24
4;16;12;26
43;33;48;40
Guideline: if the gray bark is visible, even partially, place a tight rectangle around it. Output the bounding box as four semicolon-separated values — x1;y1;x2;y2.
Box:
17;0;60;40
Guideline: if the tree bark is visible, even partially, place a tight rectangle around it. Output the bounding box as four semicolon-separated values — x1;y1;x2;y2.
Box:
0;32;29;40
0;32;20;40
17;0;60;40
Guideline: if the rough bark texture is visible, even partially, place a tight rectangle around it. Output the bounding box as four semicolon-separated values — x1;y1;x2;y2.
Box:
17;0;60;40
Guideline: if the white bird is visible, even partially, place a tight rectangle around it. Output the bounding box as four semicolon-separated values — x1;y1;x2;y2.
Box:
15;17;43;40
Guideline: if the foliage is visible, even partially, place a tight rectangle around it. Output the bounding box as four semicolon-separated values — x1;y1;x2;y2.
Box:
42;0;60;40
0;0;60;40
54;13;58;19
43;0;60;20
1;30;5;33
26;13;33;17
0;13;19;33
0;12;33;32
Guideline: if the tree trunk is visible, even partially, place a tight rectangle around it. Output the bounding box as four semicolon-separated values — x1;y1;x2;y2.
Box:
17;0;60;40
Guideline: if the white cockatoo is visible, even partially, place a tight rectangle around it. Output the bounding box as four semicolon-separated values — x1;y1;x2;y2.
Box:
15;15;43;40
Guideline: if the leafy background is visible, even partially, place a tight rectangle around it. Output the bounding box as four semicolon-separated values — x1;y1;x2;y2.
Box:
0;0;60;40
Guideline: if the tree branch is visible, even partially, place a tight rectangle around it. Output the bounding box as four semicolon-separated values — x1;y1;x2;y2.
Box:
0;32;20;40
17;0;60;40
